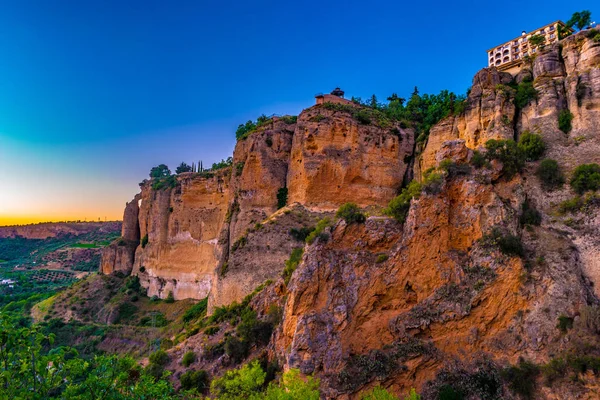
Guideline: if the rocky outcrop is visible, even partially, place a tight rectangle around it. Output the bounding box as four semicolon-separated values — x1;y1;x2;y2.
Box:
132;172;230;300
419;68;515;174
227;118;295;242
287;104;414;210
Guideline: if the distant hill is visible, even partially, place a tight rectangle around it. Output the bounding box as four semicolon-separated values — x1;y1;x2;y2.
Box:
0;221;121;240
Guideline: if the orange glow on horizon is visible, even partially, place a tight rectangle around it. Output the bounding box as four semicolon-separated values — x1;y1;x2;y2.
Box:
0;213;123;227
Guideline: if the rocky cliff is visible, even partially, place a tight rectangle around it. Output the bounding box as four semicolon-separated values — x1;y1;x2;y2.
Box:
101;28;600;398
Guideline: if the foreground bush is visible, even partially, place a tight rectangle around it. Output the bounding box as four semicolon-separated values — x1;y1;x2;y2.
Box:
180;369;209;392
211;360;320;399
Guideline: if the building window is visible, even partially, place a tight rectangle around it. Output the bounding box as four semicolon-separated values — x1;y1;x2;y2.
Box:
550;34;555;39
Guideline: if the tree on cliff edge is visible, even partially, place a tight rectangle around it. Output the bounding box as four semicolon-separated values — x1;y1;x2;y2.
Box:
150;164;170;178
567;10;592;31
175;162;192;174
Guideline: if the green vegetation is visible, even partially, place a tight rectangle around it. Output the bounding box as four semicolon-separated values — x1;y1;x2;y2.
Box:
182;297;208;323
502;359;539;400
514;78;538;109
180;369;209;392
480;228;524;257
289;226;314;242
141;234;149;248
385;181;422;223
566;10;592;31
0;316;177;399
360;385;418;400
558;109;574;133
283;248;304;285
438;159;471;179
336;202;366;224
150;164;171;178
376;254;389;263
517;132;545;161
276;187;288;209
537;159;565;190
570;163;600;194
557;315;574;333
165;290;175;303
211;360;319;400
484;139;525;178
529;34;546;48
235;114;272;141
305;217;333;245
520;200;542;226
235;162;244;176
212;157;234;170
175;162;192;174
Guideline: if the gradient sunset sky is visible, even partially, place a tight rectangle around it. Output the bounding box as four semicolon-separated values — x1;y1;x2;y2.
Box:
0;1;597;225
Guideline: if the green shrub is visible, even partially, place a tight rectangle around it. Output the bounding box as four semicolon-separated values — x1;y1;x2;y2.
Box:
204;325;220;336
470;150;487;169
385;181;422;223
144;362;165;381
182;351;196;367
141;234;148;248
422;170;443;194
305;217;332;245
235;162;244;176
276;187;288;209
210;361;266;398
336;203;366;224
180;369;209;392
536;159;564;190
518;132;545;161
116;302;138;323
502;359;539;399
182;298;208;323
283;248;304;285
360;385;406;399
231;235;247;252
558;109;574;133
484;139;525;178
558;196;583;214
557;315;574;333
514;80;538;109
289;226;313;241
570;163;600;194
149;350;169;366
481;228;524;257
224;336;249;364
376;254;389;263
520;200;541;226
438;159;471;178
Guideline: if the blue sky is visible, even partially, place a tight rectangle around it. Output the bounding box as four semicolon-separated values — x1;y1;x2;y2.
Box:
0;0;597;223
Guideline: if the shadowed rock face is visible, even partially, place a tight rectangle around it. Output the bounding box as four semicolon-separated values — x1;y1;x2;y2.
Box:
287;104;414;210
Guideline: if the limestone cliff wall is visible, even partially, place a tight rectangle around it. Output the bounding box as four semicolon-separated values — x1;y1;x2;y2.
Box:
287;104;414;210
131;172;230;300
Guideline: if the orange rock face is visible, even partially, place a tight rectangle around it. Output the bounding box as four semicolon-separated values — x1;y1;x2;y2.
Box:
132;172;230;300
287;104;414;210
